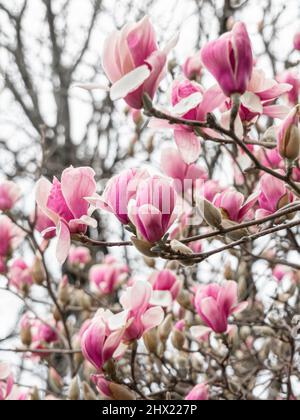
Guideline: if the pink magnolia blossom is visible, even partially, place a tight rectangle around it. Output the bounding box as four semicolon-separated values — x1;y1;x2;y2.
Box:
213;189;258;222
0;181;21;211
8;259;33;293
272;265;289;283
183;52;202;80
68;246;91;267
0;363;27;401
0;216;24;273
277;105;300;161
88;168;149;225
256;173;294;218
185;383;209;401
201;22;253;97
89;256;129;295
129;176;177;244
194;281;248;334
35;167;97;264
160;147;207;194
294;33;300;51
150;79;225;164
117;280;165;342
277;71;300;105
223;69;292;123
101;16;177;109
81;309;127;371
91;375;113;399
202;180;224;203
149;269;181;300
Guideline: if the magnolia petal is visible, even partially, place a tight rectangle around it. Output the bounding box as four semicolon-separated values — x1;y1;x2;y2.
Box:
163;33;180;55
150;290;173;307
241;92;263;114
56;222;71;265
110;65;151;101
174;129;201;164
172;92;203;116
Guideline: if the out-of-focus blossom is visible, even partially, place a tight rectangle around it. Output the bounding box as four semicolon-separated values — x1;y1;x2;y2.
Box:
89;256;129;295
256;173;294;218
68;246;91;267
117;280;165;342
81;309;127;371
183;52;202;80
36;166;97;264
0;363;27;401
213;189;258;222
294;33;300;51
160;147;207;194
8;259;33;294
272;265;289;283
88;168;149;225
129;176;177;244
194;281;248;334
0;216;24;274
149;269;181;300
202;180;223;203
101;16;177;109
277;71;300;105
0;181;21;212
185;383;209;401
277;105;300;161
201;22;253;97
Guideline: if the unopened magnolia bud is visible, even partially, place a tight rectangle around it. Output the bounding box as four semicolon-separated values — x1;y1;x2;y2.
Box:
53;306;62;322
31;257;45;285
143;328;159;354
68;377;80;401
143;257;156;268
58;276;70;305
109;383;136;400
170;240;195;266
278;105;300;161
166;260;179;270
176;290;193;311
82;382;97;400
224;263;233;280
171;329;185;350
222;219;248;240
252;326;276;338
239;326;251;341
78;290;92;311
197;198;222;228
21;324;32;347
158;314;173;342
131;236;158;258
30;387;40;401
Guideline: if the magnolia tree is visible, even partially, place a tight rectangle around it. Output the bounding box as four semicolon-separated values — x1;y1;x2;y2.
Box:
1;0;300;402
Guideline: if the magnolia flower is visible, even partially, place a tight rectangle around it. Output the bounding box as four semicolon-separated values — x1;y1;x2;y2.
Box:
160;147;207;194
201;22;253;97
185;383;209;401
81;16;178;109
68;246;91;267
213;189;258;222
294;33;300;51
81;309;127;371
129;176;177;244
277;105;300;161
88;168;149;225
0;181;21;211
194;281;248;334
150;79;225;164
117;280;165;342
149;269;181;301
8;259;33;294
34;206;56;240
89;256;129;295
35;166;97;264
256;173;294;218
183;52;202;80
223;68;292;124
